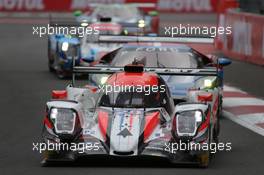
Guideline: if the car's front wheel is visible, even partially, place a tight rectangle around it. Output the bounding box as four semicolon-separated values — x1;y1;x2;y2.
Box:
198;126;212;168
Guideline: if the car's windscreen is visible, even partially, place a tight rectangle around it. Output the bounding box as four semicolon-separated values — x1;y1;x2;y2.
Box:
111;47;202;68
93;6;139;20
99;88;162;108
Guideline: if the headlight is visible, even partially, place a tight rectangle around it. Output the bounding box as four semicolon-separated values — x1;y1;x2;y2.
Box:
204;79;213;88
81;22;89;27
138;19;145;28
100;76;108;85
61;42;69;52
176;110;203;137
195;76;217;90
50;108;76;134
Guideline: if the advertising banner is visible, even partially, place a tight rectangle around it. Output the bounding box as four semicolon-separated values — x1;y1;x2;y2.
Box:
0;0;220;13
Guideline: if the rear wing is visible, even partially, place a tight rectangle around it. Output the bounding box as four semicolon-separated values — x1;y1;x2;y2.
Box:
73;66;218;76
72;65;218;86
97;35;214;44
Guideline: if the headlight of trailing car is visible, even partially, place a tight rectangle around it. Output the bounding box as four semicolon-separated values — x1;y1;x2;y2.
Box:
138;19;145;28
194;76;217;90
61;42;69;52
176;110;203;137
50;108;77;134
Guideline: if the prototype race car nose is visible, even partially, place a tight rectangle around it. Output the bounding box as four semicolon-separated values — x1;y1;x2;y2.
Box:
109;109;144;155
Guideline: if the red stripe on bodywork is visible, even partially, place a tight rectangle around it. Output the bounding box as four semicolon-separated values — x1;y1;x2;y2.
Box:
44;117;53;129
198;111;210;132
144;112;160;141
224;106;264;115
224;91;253;98
98;111;109;141
212;96;219;119
129;112;133;131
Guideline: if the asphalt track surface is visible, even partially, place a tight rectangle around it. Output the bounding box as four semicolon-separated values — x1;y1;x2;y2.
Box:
0;14;264;175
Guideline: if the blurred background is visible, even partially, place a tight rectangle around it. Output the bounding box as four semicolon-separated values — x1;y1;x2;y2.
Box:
0;0;264;175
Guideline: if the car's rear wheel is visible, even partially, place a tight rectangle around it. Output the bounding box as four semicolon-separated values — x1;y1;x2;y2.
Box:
48;59;55;72
47;39;55;72
56;67;66;79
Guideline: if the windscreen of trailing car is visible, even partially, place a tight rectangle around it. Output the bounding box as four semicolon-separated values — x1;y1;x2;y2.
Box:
111;47;205;68
99;89;163;108
93;5;139;21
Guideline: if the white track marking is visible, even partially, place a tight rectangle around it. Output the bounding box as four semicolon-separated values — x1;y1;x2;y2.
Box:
223;85;245;92
223;111;264;136
239;113;264;126
223;98;264;107
223;86;264;136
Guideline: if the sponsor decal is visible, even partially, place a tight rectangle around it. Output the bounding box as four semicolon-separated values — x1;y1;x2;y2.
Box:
158;0;212;12
0;0;220;12
117;128;133;138
0;0;44;10
71;0;125;10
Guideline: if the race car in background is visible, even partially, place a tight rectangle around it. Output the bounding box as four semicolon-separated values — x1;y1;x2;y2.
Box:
42;62;221;167
75;3;160;35
87;36;232;117
47;22;123;79
79;23;124;67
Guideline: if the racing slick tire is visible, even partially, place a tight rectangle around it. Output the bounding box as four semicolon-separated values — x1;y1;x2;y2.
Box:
218;96;223;119
198;125;212;168
198;151;210;168
48;59;55;72
213;115;220;144
55;65;67;79
41;150;75;167
41;150;59;167
213;101;222;144
48;39;55;72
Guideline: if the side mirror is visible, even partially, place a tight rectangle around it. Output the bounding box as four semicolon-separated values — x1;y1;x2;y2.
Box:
218;58;232;67
148;10;158;16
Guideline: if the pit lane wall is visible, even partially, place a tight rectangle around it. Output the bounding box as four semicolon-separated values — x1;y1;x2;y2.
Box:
215;10;264;66
0;0;230;13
